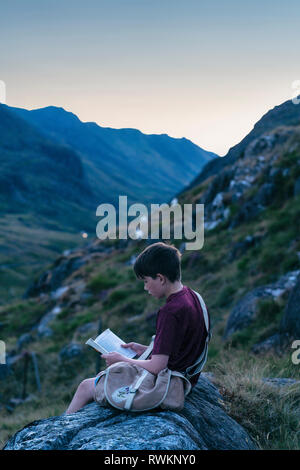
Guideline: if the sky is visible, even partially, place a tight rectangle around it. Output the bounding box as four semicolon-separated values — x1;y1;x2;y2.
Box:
1;0;300;156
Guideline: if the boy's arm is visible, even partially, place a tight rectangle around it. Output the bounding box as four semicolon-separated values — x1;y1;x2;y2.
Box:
102;352;169;375
122;354;169;375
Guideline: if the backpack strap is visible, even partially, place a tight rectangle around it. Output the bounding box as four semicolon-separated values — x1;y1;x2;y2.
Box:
184;290;211;379
137;290;211;381
124;369;149;410
138;335;155;360
170;370;192;396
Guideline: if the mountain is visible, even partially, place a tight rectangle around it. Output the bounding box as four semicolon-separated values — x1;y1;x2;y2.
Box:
9;104;218;206
183;96;300;192
0;103;217;303
0;104;95;228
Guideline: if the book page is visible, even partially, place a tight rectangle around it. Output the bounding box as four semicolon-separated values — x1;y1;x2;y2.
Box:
94;329;137;358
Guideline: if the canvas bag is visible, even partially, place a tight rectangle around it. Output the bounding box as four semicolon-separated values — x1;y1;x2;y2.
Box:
94;290;211;412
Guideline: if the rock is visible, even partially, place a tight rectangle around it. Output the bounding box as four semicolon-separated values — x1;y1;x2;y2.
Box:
224;270;300;339
59;343;84;362
50;286;69;300
223;286;272;340
179;242;186;253
36;306;62;338
76;322;96;336
254;183;275;207
230;179;276;229
125;255;137;266
228;235;259;262
199;169;235;206
247;135;275;155
212;192;224;208
17;333;35;350
279;273;300;338
0;364;10;380
3;376;257;450
24;255;87;298
294;177;300;196
230;201;261;228
251;333;290;354
204;220;221;231
262;378;300;388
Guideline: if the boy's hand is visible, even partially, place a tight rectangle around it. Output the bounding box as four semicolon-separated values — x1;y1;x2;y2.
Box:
101;352;126;367
121;342;147;356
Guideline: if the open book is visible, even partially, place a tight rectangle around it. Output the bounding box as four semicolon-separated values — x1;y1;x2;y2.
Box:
85;328;137;359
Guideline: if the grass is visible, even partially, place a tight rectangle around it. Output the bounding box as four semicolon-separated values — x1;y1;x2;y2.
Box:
208;349;300;450
0;212;92;305
0;397;67;449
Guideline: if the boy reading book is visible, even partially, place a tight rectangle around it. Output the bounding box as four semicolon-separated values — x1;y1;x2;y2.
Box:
65;242;210;414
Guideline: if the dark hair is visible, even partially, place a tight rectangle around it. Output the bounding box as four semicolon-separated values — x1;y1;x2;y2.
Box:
133;242;181;283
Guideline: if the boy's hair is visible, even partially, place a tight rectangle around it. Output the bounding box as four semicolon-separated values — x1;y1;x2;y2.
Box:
133;242;181;283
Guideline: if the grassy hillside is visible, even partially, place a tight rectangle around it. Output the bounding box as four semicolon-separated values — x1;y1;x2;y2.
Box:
0;213;93;305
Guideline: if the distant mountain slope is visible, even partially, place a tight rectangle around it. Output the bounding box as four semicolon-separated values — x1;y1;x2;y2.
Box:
9;105;218;206
183;96;300;192
0;103;217;304
0;104;95;230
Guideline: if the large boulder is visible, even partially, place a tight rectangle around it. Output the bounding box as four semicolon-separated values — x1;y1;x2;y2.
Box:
224;270;300;340
3;376;256;450
279;272;300;338
223;286;272;340
24;254;87;298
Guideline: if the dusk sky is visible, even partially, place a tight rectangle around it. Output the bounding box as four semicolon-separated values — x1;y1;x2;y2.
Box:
1;0;300;155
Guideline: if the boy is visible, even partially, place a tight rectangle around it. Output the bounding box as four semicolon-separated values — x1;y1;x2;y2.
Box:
65;242;209;414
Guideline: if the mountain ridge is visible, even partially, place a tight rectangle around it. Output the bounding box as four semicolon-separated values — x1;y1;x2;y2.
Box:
9;104;218;206
182;96;300;193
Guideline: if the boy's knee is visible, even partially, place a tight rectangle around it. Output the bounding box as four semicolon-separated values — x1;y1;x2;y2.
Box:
78;378;92;393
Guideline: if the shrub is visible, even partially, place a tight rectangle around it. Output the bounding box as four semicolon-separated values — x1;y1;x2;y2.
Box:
216;285;235;307
87;273;118;292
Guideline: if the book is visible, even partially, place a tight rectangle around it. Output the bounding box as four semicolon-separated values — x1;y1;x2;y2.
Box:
85;328;137;359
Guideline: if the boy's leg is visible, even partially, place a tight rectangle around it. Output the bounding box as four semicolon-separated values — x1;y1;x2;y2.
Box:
65;377;96;415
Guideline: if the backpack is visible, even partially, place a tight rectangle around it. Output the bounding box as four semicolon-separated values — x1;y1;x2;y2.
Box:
94;290;211;412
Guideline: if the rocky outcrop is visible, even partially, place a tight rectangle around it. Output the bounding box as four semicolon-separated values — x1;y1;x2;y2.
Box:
223;270;300;340
280;272;300;338
189;123;300;234
252;272;300;354
183;95;300;192
251;333;290;355
24;254;88;298
3;375;257;451
262;378;300;388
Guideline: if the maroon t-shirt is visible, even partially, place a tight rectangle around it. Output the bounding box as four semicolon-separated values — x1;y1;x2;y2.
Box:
151;285;210;388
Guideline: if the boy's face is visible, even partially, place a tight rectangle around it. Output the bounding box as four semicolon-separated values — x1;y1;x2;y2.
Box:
142;275;166;299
